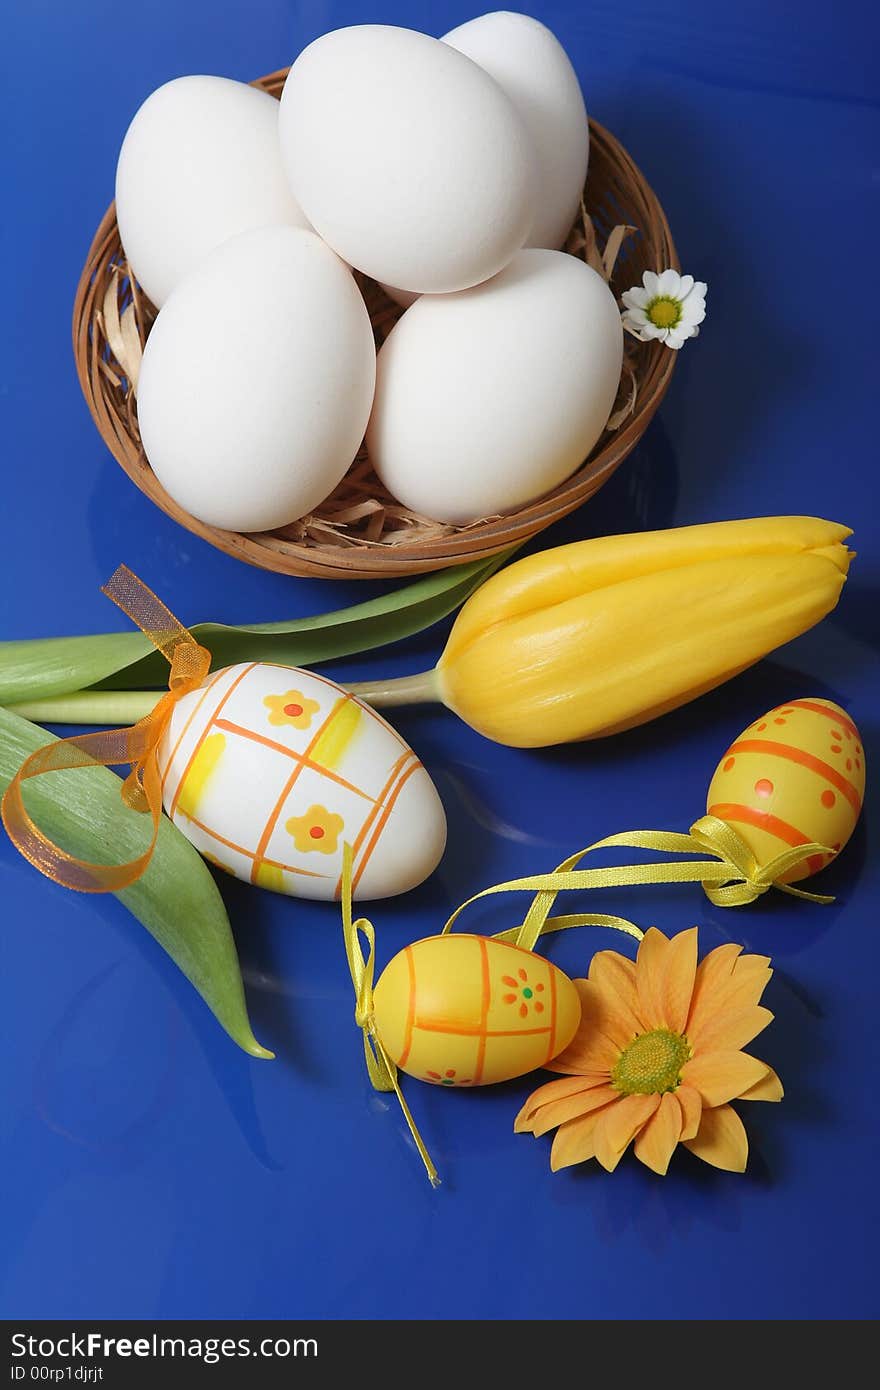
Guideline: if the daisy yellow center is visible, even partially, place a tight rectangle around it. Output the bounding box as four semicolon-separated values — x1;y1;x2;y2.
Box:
647;296;681;329
612;1028;690;1095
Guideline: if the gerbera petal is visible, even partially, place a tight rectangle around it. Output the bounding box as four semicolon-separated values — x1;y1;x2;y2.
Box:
686;943;745;1037
545;979;621;1071
550;1104;616;1171
530;1085;620;1137
514;1075;605;1132
681;1049;771;1107
657;268;681;295
676;1082;703;1141
633;1092;683;1175
635;926;697;1031
692;964;774;1029
683;1103;748;1172
662;927;699;1032
689;1004;774;1054
635;927;671;1027
642;270;660;296
588;949;646;1038
738;1064;784;1102
593;1093;659;1172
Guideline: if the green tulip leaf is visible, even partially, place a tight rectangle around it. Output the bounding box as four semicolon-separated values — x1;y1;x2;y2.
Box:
0;705;271;1059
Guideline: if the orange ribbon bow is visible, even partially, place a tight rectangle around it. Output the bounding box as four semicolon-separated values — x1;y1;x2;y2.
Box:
1;566;211;892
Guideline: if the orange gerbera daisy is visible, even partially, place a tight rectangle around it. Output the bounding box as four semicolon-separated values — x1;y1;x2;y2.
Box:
515;927;782;1176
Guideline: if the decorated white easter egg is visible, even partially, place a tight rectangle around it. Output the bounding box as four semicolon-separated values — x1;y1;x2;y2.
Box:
157;663;447;900
116;76;311;308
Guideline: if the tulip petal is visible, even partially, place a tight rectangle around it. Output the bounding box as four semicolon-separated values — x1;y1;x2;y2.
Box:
593;1094;659;1172
676;1082;703;1140
739;1064;784;1102
514;1075;607;1132
681;1049;771;1106
531;1085;620;1137
550;1105;616;1171
689;1005;774;1054
683;1104;748;1172
634;1092;683;1175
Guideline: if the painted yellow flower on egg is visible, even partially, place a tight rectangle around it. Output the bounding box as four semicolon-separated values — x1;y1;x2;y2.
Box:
286;804;344;855
515;927;782;1176
264;690;320;730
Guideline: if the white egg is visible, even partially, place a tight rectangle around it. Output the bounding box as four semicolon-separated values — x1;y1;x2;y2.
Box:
116;76;311;308
158;663;447;901
278;25;535;294
136;226;376;533
366;249;623;525
442;13;589;251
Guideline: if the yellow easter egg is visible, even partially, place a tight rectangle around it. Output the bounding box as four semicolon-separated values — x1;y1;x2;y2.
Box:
373;934;582;1087
707;698;865;881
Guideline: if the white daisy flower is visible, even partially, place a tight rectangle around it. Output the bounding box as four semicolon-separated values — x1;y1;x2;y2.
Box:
621;269;707;350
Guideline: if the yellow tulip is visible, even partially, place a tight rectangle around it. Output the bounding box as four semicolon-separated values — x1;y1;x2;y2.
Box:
434;516;852;746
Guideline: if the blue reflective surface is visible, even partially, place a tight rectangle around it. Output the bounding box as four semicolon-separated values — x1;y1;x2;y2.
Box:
2;0;878;1321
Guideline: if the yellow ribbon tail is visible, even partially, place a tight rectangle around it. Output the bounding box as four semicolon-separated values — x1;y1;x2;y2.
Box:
439;819;834;953
341;844;440;1188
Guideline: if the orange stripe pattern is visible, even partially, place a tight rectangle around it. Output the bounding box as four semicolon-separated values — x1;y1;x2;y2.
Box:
707;801;825;876
158;662;430;900
728;738;862;813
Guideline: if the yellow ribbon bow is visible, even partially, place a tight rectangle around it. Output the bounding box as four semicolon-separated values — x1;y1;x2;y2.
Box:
1;565;211;892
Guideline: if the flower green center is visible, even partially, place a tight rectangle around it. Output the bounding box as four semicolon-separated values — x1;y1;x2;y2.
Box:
647;296;681;329
612;1028;690;1095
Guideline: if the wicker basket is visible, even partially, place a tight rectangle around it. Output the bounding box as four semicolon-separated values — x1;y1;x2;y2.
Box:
73;66;678;579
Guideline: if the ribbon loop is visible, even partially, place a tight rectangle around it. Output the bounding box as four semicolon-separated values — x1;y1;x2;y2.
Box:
1;565;212;894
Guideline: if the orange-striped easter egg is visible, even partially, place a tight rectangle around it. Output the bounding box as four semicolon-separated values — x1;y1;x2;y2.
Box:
157;662;447;901
373;935;582;1087
706;698;865;882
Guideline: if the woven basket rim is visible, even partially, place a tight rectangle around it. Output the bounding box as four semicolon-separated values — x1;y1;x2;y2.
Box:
73;72;678;579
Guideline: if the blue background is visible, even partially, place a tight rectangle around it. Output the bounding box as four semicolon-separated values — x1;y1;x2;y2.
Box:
2;0;878;1321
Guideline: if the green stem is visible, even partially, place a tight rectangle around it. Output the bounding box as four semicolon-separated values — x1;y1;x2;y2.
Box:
8;690;162;725
345;668;442;708
7;669;444;726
